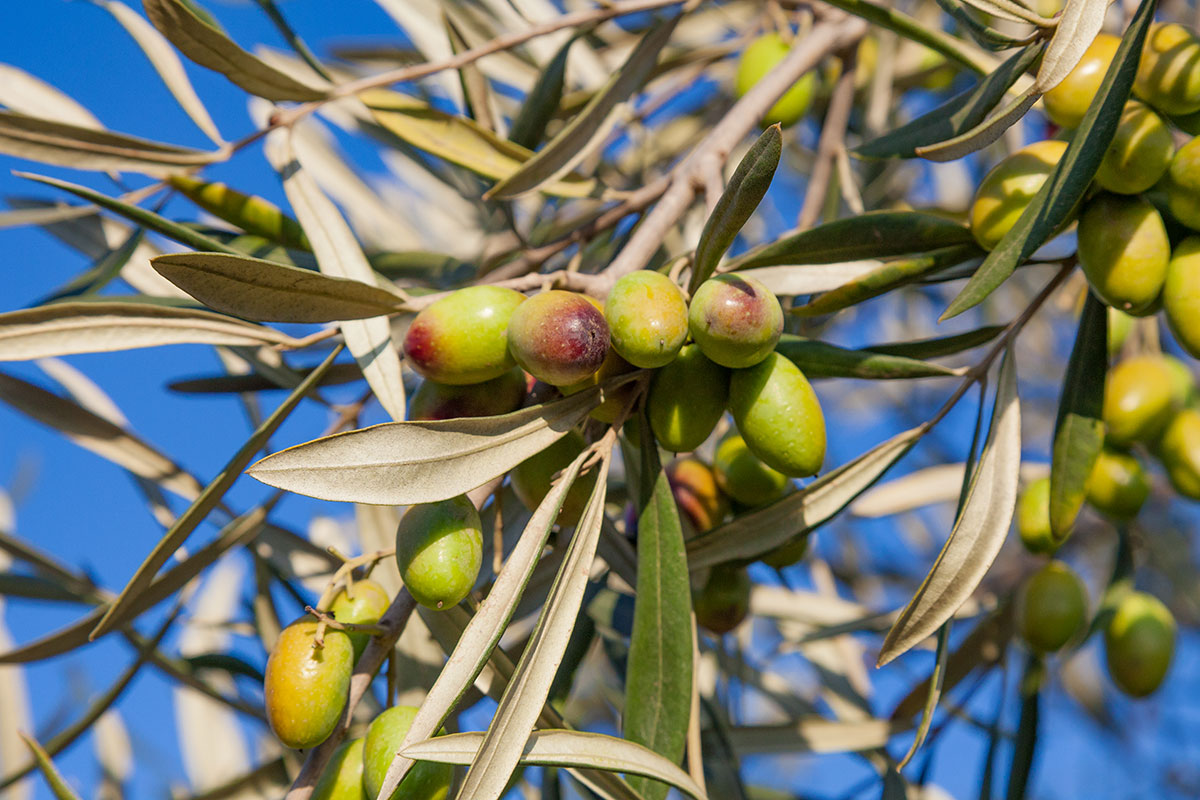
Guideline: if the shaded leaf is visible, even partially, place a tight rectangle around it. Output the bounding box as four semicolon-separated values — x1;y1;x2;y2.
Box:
37;229;143;304
169;361;362;394
915;86;1040;162
168;175;309;251
508;35;574;150
897;621;951;768
776;336;960;380
1006;656;1042;800
865;326;1005;359
722;718;910;755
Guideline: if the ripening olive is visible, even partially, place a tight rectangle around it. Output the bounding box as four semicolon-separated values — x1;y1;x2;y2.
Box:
312;738;367;800
394;495;483;610
1085;450;1150;520
264;620;354;750
713;434;790;507
1016;477;1060;555
330;579;391;663
408;368;527;421
1134;23;1200;116
604;271;688;368
728;352;826;477
1164;136;1200;231
647;344;730;452
1077;193;1170;315
560;349;638;424
1095;102;1175;194
1103;355;1178;447
1163;353;1197;408
1017;560;1088;653
693;564;752;634
362;706;454;800
1105;591;1176;697
666;457;730;533
761;535;809;569
1158;407;1200;499
688;274;784;369
403;286;524;385
1108;307;1134;356
969;140;1068;251
511;430;598;527
735;32;818;128
507;290;610;386
1043;34;1121;129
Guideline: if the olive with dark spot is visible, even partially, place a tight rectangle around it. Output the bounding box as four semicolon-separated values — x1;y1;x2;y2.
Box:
688;274;783;369
507;290;610;386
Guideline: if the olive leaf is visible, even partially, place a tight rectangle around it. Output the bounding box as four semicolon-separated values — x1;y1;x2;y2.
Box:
737;261;882;296
775;337;961;380
865;326;1005;359
818;0;992;74
0;64;103;130
248;389;600;505
915;86;1040;162
689;126;782;294
151;252;405;323
168;361;362;394
1034;0;1112;93
19;734;82;800
508;34;575;150
167;175;310;251
936;0;1043;51
722;718;911;755
38;229;143;304
1006;656;1042;800
878;351;1021;665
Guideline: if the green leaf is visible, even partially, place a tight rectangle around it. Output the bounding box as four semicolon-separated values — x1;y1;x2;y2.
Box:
689;126;782;294
625;424;693;800
1005;656;1041;800
897;620;951;769
248;388;601;505
486;15;679;200
1049;292;1107;540
509;35;575;150
864;326;1005;359
935;0;1041;51
727;212;975;271
0;573;90;604
818;0;991;74
168;361;362;394
19;734;82;800
369;250;473;288
856;44;1041;160
143;0;328;101
915;86;1040;162
878;352;1021;665
941;0;1156;320
151;252;404;323
88;347;340;641
167;175;310;251
0;110;217;175
361;89;600;198
775;336;961;380
37;229;143;304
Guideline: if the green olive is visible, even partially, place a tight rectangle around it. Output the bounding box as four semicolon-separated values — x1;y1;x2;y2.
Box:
263;620;354;750
1108;307;1134;356
1077;193;1170;316
510;430;598;527
362;706;454;800
1163;353;1197;408
604;271;688;368
687;274;784;369
1085;449;1150;520
1158;407;1200;499
1016;560;1088;653
403;286;525;385
312;738;367;800
693;564;751;634
1016;476;1060;555
735;32;819;128
969;140;1068;251
1164;237;1200;359
713;434;790;507
1163;136;1200;232
1043;34;1122;129
1095;102;1175;194
727;352;825;477
1102;355;1178;448
647;344;730;452
1105;591;1176;697
394;495;483;610
1134;23;1200;116
330;579;391;663
761;534;809;569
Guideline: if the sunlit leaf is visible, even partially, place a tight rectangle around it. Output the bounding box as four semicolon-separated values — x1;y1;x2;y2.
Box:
0;64;102;129
18;734;81;800
722;718;910;755
1034;0;1112;93
167;175;309;251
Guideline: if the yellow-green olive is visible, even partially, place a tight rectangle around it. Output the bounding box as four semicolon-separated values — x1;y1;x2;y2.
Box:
263;620;354;750
1095;102;1175;194
1134;23;1200;116
330;579;391;663
394;496;483;610
713;434;790;507
1163;136;1200;231
1016;476;1060;555
1164;239;1200;362
312;738;367;800
1158;407;1200;499
969;140;1068;251
362;706;454;800
693;564;751;634
735;32;819;128
728;352;825;477
1077;193;1170;316
1044;33;1122;128
1102;355;1178;448
1085;450;1150;520
1105;591;1176;697
647;344;730;453
1016;560;1088;653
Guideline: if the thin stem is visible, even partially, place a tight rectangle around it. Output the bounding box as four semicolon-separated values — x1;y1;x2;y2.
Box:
797;44;858;230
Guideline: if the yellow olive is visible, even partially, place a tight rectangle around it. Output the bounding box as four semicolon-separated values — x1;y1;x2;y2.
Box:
693;564;751;634
1016;560;1088;653
1102;355;1178;448
1163;136;1200;231
362;706;454;800
735;32;819;128
1077;194;1170;316
330;579;391;663
264;620;354;750
969;140;1068;251
1105;591;1176;697
1044;33;1122;128
1085;450;1149;520
312;738;367;800
728;352;825;477
1134;23;1200;116
1095;102;1175;194
1163;353;1197;408
1016;476;1060;555
1158;407;1200;499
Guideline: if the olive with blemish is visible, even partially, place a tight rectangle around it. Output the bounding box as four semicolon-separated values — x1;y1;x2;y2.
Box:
507;290;610;386
688;274;783;369
403;286;524;385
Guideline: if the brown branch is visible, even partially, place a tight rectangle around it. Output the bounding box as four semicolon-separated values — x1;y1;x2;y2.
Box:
797;45;858;230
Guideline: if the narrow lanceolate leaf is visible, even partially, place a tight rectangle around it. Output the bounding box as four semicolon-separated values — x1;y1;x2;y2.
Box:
38;229;143;304
0;371;202;501
851;464;968;518
143;0;327;101
938;0;1042;51
267;132;406;421
486;15;679;200
818;0;990;74
508;35;574;150
403;730;707;800
738;261;882;296
878;352;1021;666
0;302;299;361
856;44;1040;160
1035;0;1112;93
0;64;102;130
88;349;338;641
689;126;782;293
723;718;910;755
151;253;404;323
456;460;609;800
360;90;599;198
915;86;1040;162
727;212;975;271
18;734;82;800
942;0;1155;320
688;425;925;570
372;452;587;800
167;175;310;251
1006;656;1041;800
775;336;960;380
248;389;599;505
0;111;217;175
168;362;362;394
1050;292;1107;540
865;326;1005;360
897;620;952;768
625;434;692;800
95;0;224;145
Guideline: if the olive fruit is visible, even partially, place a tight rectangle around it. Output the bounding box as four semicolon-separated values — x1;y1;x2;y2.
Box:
1077;193;1170;315
1108;307;1134;356
1085;450;1150;520
734;32;818;128
1102;355;1178;447
1165;137;1200;232
507;290;610;386
647;344;730;452
761;535;809;569
408;368;527;421
363;705;454;800
312;738;367;800
263;620;354;750
403;286;524;385
1105;591;1176;697
728;352;826;477
511;430;598;526
713;434;790;507
1163;353;1197;408
1016;476;1060;555
666;457;730;533
693;564;752;634
1043;33;1121;128
330;579;391;663
969;140;1068;251
1095;102;1175;194
561;349;638;424
688;274;783;369
1134;23;1200;116
394;495;483;610
1158;407;1200;499
1017;561;1088;653
1172;107;1200;135
604;271;688;368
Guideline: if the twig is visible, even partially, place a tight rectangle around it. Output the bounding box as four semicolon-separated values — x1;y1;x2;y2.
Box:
797;45;858;230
